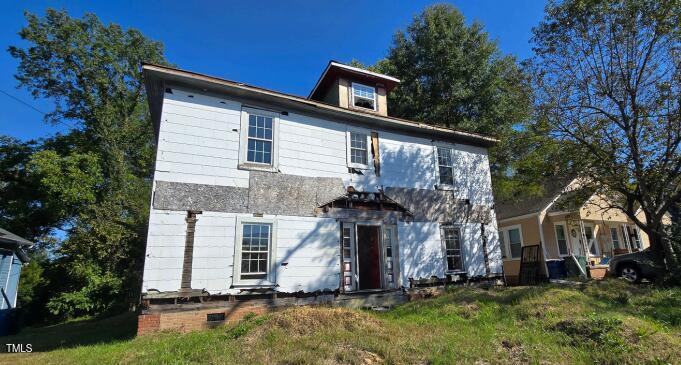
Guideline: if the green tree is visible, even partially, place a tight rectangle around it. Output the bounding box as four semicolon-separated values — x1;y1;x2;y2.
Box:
374;4;552;199
7;9;168;318
532;0;681;274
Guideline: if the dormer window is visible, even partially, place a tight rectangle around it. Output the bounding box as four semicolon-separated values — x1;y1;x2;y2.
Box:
351;83;376;110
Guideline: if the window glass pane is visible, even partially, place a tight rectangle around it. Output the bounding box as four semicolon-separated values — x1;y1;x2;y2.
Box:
499;232;507;259
508;228;522;258
352;84;375;109
246;112;274;164
241;224;271;278
350;132;368;165
610;228;620;249
437;147;454;185
555;225;568;255
442;227;463;271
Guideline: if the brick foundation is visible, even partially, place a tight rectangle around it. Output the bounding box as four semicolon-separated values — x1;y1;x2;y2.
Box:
137;313;161;335
137;290;408;336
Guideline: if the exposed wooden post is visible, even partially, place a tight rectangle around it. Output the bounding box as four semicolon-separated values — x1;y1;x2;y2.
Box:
480;223;490;277
181;210;201;291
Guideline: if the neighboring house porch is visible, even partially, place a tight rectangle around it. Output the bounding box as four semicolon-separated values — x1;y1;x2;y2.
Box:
496;180;655;284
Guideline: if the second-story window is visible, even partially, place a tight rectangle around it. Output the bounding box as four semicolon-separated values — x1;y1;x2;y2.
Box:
436;147;454;186
351;83;376;110
347;131;369;169
247;114;273;164
239;107;279;171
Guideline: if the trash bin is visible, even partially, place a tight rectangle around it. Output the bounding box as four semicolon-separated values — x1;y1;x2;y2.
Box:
546;259;567;279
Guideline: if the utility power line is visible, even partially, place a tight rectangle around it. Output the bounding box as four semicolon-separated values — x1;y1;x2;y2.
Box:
0;88;74;129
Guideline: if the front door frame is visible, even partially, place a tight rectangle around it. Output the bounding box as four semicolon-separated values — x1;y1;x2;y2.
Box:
341;220;399;292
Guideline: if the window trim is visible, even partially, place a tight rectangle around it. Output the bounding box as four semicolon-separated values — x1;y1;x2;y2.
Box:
350;82;377;111
500;224;524;260
238;106;280;172
609;226;621;250
434;144;455;188
346;130;371;169
233;216;278;287
553;222;570;257
440;224;466;274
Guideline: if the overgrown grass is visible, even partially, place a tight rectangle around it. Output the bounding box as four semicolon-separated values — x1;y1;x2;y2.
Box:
1;279;680;364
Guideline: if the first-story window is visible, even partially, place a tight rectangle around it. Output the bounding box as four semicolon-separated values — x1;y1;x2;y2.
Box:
610;227;621;250
240;224;271;280
441;226;464;272
436;147;454;186
500;226;523;259
234;217;276;285
239;107;279;170
347;131;369;168
499;231;507;259
554;224;569;256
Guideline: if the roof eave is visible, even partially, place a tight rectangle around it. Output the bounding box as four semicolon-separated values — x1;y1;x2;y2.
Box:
142;64;498;148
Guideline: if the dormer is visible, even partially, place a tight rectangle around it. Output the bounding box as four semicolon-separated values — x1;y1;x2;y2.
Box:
308;61;400;117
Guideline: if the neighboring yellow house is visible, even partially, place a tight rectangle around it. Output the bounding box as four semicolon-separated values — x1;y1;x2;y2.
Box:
495;179;658;284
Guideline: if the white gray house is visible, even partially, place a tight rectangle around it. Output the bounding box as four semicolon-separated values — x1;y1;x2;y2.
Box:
139;61;503;331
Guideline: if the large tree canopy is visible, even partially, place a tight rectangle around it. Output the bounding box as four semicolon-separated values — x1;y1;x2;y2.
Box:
532;0;681;272
374;4;562;200
6;9;168;319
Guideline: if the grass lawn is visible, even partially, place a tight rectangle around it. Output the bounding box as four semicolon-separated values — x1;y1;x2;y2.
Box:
1;279;680;364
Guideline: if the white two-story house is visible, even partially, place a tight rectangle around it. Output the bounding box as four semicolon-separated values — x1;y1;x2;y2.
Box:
138;61;503;333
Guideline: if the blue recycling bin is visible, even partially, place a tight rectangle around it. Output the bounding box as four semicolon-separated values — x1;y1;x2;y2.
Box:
546;259;567;279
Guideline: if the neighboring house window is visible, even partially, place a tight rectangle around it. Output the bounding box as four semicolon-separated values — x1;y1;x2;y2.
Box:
499;231;507;259
239;107;279;170
436;147;454;186
610;227;621;250
234;217;277;285
628;226;641;250
441;226;464;272
500;226;523;259
554;224;569;256
351;82;376;110
347;131;369;168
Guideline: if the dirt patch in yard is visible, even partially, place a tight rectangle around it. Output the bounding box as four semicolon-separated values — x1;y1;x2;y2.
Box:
253;306;381;338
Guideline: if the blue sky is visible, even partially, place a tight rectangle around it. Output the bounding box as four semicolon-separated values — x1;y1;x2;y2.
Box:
0;1;546;141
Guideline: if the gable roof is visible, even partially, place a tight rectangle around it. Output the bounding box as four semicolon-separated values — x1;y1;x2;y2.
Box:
0;228;33;247
142;63;498;148
0;228;33;263
308;61;401;100
495;177;576;221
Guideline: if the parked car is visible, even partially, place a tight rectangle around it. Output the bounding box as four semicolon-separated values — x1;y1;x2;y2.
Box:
608;249;664;282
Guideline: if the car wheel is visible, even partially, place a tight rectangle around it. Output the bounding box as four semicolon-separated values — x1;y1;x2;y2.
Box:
618;265;641;283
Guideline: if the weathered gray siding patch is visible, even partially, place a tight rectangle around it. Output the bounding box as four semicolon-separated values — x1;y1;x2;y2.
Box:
153;181;249;212
153;173;345;216
384;187;491;223
249;171;346;216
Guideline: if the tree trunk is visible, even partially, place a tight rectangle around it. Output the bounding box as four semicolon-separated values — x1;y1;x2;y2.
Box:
648;228;681;280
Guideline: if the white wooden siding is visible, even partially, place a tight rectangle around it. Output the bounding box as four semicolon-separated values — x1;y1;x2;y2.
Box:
155;89;494;202
143;210;340;294
142;88;501;294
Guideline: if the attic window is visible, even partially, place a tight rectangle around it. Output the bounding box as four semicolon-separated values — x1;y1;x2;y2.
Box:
351;83;376;110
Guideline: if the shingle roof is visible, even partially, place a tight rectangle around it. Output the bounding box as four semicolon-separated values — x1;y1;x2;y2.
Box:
0;228;33;247
495;177;574;220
